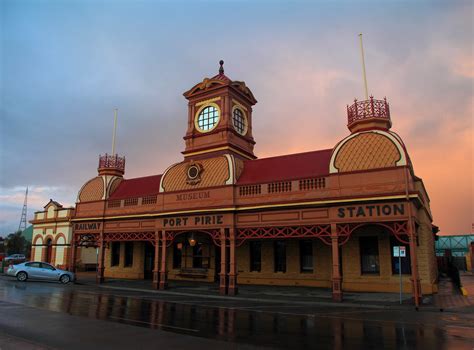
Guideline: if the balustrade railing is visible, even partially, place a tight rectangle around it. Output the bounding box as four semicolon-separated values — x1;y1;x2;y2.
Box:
347;96;390;127
98;153;125;170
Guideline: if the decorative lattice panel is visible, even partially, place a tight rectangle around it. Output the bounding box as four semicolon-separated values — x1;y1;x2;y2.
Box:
335;133;401;172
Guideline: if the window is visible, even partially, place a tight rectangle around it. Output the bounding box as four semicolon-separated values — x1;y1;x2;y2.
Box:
111;242;120;266
187;165;199;179
196;105;220;132
232;107;247;135
124;242;133;267
193;244;203;268
274;241;286;272
299;240;313;273
41;263;55;270
390;237;411;274
173;243;182;269
249;241;261;272
359;237;380;274
26;262;41;268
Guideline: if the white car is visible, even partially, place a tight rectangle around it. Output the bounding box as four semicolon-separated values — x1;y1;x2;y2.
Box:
7;262;75;284
4;254;26;263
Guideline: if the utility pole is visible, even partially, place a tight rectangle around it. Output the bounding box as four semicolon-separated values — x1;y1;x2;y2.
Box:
18;187;28;232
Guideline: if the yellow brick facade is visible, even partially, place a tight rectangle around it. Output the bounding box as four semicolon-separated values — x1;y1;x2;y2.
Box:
104;242;146;279
100;223;438;295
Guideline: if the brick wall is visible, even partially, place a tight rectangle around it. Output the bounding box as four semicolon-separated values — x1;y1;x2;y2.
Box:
104;242;146;279
237;240;332;288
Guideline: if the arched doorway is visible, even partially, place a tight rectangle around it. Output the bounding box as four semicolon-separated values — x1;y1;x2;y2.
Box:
45;238;53;263
171;231;216;280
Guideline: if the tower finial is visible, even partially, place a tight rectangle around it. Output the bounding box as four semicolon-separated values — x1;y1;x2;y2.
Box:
219;60;224;75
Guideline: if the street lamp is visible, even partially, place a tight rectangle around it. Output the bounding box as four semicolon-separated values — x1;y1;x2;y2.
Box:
188;233;197;247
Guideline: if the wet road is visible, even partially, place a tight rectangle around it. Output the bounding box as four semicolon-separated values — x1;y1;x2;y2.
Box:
0;276;473;349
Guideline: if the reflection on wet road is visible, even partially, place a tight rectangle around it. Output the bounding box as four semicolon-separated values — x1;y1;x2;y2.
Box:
1;278;473;349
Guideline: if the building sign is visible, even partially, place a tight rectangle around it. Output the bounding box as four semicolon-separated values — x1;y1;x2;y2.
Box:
176;191;210;201
74;222;101;231
337;203;405;218
163;215;224;228
393;246;406;257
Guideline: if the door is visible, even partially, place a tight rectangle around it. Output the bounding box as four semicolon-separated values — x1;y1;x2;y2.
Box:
144;242;155;280
39;263;61;281
25;262;42;278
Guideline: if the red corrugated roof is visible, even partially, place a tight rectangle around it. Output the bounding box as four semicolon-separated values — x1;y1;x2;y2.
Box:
107;149;331;199
109;174;162;200
237;149;332;185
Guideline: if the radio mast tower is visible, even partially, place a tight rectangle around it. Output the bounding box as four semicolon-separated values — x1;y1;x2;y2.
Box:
18;187;28;232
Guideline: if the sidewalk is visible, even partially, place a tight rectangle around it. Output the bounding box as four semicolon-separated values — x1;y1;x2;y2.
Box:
432;272;474;311
460;271;474;294
75;272;426;310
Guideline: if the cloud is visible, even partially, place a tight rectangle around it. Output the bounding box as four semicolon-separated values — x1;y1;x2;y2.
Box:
1;0;472;235
0;186;76;236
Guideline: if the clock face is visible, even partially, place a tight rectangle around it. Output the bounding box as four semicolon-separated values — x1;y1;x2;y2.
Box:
232;106;247;135
196;104;220;132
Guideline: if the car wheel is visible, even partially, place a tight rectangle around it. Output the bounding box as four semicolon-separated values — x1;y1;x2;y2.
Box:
60;274;71;284
17;272;28;282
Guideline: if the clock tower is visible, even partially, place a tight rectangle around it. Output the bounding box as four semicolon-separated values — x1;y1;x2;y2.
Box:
182;60;258;161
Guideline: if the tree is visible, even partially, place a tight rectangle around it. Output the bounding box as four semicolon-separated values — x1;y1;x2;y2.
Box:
5;231;30;256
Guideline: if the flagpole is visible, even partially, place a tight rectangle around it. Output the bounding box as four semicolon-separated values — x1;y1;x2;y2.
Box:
359;33;369;100
112;108;118;155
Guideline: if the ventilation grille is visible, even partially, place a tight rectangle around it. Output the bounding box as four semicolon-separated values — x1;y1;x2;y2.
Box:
108;200;121;208
299;178;326;191
142;195;157;205
124;198;139;206
239;185;262;196
268;181;292;193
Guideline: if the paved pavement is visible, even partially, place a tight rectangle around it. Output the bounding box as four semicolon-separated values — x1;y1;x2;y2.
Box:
1;275;474;349
75;271;474;312
461;271;474;294
433;272;474;310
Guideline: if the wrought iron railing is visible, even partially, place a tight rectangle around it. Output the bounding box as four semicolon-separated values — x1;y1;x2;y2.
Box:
98;153;125;170
347;96;390;127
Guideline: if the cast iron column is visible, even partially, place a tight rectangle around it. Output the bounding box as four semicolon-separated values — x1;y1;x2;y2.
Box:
96;233;105;284
228;227;237;295
69;235;77;273
408;218;422;307
152;230;160;290
331;223;342;302
159;231;168;290
219;228;227;295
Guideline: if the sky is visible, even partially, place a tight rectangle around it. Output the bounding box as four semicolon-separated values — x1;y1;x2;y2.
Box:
0;0;472;236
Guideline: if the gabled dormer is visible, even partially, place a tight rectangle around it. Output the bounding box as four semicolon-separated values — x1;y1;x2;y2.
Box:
44;199;63;219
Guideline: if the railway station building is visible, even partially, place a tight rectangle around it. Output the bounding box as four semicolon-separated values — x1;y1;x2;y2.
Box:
32;62;438;304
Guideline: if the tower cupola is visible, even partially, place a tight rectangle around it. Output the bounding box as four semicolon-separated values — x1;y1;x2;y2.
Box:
346;96;392;133
182;60;258;161
98;153;125;177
